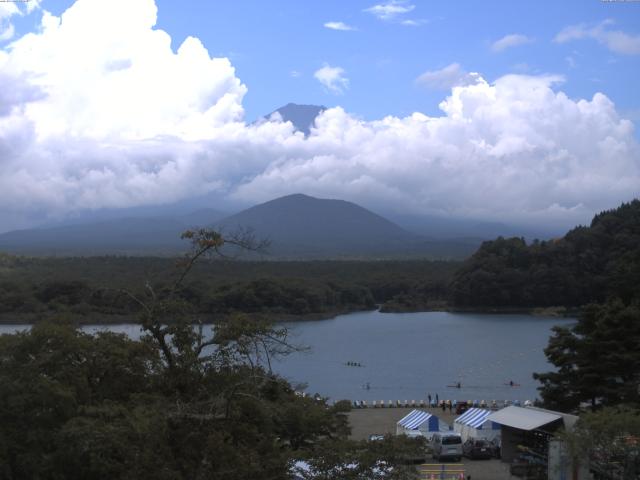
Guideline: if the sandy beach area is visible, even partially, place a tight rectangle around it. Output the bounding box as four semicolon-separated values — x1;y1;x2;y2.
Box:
348;406;457;441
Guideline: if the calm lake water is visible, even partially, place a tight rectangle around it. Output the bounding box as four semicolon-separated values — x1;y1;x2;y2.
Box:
0;310;573;403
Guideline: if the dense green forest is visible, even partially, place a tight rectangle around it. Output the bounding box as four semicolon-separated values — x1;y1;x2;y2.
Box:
0;231;427;479
528;202;640;478
1;200;639;322
0;255;458;323
450;200;640;308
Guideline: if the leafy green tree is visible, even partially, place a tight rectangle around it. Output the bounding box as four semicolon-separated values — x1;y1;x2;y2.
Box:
560;406;640;480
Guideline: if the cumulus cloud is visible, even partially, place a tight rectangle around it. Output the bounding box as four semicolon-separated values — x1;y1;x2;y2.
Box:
555;20;640;55
234;75;639;228
4;0;246;141
0;0;638;233
491;34;534;52
314;64;349;94
416;63;480;90
324;21;356;31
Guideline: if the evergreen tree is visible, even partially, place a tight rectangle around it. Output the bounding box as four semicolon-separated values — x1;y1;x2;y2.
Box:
534;299;640;411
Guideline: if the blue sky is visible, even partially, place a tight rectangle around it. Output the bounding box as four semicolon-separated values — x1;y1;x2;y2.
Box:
163;0;640;122
13;0;640;122
0;0;638;232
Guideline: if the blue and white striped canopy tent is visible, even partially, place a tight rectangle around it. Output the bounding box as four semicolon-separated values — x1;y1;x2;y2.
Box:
454;408;501;441
395;410;449;439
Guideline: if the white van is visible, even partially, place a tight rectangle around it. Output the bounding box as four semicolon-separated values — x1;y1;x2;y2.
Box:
431;433;462;462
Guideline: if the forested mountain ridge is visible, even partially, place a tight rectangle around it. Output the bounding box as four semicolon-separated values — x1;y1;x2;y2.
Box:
450;199;640;308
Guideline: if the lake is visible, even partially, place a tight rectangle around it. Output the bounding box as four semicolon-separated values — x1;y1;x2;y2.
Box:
0;310;573;403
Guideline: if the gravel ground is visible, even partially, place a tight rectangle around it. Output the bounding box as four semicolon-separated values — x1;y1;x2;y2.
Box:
347;408;519;480
347;407;458;441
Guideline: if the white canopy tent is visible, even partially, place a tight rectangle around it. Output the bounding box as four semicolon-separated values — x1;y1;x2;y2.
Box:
395;409;450;439
454;408;501;441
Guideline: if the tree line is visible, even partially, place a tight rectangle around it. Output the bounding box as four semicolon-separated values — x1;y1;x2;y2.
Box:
450;200;640;308
0;255;457;322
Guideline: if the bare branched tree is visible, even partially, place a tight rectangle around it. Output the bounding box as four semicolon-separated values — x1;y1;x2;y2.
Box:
112;227;296;374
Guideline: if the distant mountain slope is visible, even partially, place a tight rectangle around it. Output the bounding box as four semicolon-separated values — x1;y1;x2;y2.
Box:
0;210;225;256
262;103;326;135
390;213;559;241
0;194;482;259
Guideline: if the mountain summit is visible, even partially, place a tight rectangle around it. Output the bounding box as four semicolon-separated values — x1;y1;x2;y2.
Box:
262;103;326;135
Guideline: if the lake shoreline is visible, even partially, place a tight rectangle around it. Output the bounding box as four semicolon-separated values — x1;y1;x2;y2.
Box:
0;304;578;325
377;304;579;317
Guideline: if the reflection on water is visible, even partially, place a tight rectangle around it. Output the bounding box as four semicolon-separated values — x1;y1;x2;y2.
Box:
0;310;572;402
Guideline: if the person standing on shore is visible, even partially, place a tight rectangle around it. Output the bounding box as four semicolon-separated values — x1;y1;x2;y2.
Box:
428;393;432;406
436;393;439;405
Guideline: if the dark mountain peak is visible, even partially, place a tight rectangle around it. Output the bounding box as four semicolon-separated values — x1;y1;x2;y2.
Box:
263;103;327;135
236;194;390;221
261;193;336;206
216;194;425;258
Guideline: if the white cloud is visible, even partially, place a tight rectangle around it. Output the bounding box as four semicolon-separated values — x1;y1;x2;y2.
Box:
365;1;414;21
415;63;480;90
364;1;423;25
4;0;246;141
491;34;534;52
314;64;349;94
0;0;638;233
0;0;41;42
555;20;640;55
0;3;20;42
0;3;20;20
324;21;356;31
234;75;639;228
0;22;14;42
400;19;427;27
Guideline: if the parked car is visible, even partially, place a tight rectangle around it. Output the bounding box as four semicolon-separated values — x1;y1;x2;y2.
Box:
489;437;501;459
462;438;492;460
431;433;462;462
